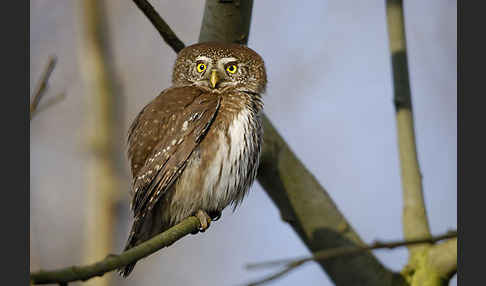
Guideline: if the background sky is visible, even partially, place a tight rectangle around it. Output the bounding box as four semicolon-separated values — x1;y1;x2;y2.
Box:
30;1;457;285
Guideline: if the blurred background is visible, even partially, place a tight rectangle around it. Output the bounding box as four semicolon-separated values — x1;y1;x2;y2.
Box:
30;1;457;285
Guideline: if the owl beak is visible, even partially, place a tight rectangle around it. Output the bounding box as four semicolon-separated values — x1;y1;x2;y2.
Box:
210;70;219;88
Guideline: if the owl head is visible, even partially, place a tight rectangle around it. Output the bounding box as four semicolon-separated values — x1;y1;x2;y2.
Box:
172;42;267;95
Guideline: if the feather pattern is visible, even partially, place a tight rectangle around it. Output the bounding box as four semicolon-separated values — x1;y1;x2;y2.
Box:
119;42;266;277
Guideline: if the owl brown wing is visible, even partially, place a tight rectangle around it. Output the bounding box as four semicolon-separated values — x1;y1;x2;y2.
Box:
127;86;221;223
120;87;221;277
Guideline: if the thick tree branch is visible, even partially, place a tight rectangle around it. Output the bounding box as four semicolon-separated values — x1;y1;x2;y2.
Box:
30;56;57;120
245;231;457;286
257;117;404;285
386;0;431;260
30;217;200;284
199;0;253;44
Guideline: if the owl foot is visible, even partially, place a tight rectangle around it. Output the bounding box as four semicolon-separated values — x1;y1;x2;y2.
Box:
196;209;212;232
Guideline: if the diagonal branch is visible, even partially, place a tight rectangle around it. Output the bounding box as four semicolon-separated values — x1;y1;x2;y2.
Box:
29;216;200;284
132;0;185;53
245;231;457;286
30;56;57;120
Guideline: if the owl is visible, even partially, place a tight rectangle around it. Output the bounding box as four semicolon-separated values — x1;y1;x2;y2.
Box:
119;42;267;277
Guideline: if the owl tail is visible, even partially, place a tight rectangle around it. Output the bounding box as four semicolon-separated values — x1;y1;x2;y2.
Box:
117;219;143;278
118;206;167;278
118;261;137;278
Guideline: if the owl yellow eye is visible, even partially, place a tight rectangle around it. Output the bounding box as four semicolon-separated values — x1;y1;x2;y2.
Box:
226;64;238;74
197;63;207;73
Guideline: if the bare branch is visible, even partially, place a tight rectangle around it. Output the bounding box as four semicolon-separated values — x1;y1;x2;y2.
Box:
30;56;57;120
386;0;431;259
132;0;185;52
30;216;200;284
246;231;457;286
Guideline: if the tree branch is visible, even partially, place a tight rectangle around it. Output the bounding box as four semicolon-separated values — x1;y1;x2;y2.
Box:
386;0;431;260
199;0;253;44
30;217;200;284
245;231;457;286
257;118;405;285
30;56;57;120
132;0;185;53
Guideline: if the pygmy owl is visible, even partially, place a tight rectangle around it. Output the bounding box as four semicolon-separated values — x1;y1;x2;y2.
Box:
119;42;267;277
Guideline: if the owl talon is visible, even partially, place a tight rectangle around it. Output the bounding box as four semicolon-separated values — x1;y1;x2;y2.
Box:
209;210;222;221
196;210;211;232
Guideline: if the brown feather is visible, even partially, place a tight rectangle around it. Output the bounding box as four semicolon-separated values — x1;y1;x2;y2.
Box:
120;42;266;277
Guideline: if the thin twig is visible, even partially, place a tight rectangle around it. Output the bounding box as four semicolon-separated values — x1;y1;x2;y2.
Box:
246;264;301;286
30;56;57;120
132;0;185;52
245;231;457;286
30;216;200;284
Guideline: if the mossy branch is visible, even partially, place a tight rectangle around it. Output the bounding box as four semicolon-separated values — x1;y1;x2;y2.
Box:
30;217;200;284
